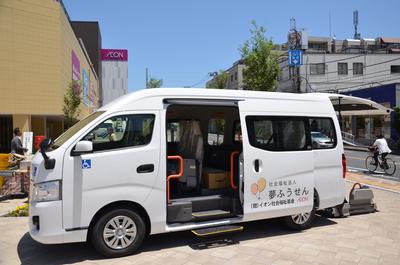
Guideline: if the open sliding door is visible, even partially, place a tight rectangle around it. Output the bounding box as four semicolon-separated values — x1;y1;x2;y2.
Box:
238;99;315;221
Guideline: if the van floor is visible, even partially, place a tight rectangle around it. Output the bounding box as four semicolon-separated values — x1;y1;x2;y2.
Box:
167;194;242;223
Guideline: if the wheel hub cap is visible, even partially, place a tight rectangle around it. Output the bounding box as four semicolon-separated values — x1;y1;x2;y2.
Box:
291;212;311;224
103;215;137;250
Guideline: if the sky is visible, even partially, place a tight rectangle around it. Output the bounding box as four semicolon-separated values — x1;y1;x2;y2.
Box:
63;0;400;92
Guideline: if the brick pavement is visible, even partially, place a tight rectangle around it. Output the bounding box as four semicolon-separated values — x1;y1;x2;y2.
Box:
0;174;399;265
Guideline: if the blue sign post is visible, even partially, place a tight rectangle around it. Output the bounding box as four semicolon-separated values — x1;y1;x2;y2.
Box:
82;69;89;106
288;50;303;66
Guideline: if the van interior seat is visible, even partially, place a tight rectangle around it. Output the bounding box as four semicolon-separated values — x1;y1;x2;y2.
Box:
177;120;204;188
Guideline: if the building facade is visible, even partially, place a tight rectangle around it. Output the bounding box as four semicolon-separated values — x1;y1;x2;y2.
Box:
71;21;102;105
206;60;245;90
340;83;400;143
0;0;100;153
277;36;400;93
101;49;128;105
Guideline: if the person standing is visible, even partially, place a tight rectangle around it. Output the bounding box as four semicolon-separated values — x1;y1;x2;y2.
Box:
371;134;391;166
10;128;27;155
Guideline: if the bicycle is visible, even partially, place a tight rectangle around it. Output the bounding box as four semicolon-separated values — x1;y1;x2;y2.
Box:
365;149;396;176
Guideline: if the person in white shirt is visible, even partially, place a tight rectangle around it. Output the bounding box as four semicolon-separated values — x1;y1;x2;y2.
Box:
371;134;391;166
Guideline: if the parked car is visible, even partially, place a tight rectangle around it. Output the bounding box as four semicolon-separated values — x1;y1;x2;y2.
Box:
311;131;334;148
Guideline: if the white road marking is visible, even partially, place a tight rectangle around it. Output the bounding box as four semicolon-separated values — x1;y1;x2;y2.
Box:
347;166;399;180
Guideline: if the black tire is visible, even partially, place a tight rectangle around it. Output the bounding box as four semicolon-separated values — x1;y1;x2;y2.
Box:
383;158;396;176
90;208;146;258
283;205;316;230
365;156;378;173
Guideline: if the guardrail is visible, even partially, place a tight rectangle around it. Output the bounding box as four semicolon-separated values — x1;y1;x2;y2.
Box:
342;131;356;146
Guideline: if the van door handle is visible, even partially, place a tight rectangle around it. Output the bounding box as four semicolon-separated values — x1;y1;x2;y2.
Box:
137;164;154;173
253;159;262;173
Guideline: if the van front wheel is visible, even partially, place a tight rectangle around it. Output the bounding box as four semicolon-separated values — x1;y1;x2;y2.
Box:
91;208;146;258
283;206;316;230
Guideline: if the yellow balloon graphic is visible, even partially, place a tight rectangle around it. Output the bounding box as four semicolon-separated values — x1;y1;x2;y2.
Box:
251;183;258;195
257;178;266;192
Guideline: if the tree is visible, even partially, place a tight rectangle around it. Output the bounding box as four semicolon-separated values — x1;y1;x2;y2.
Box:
206;70;229;89
147;77;163;88
239;21;280;91
63;80;81;129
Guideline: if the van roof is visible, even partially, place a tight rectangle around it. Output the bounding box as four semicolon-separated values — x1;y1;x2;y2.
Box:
99;88;391;116
100;88;326;109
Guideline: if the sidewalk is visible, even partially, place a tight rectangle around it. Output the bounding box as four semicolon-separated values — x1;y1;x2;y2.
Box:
0;198;26;216
1;182;399;265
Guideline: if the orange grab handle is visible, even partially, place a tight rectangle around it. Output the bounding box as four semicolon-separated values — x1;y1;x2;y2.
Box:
167;155;183;202
230;151;240;189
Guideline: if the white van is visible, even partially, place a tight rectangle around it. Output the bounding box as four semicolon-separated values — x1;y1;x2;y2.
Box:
29;88;366;257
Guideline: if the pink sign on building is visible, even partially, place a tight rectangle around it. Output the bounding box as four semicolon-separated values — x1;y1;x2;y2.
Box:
101;49;128;61
71;50;80;81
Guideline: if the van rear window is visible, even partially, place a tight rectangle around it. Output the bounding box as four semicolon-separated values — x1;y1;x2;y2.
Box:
246;116;309;152
309;118;337;149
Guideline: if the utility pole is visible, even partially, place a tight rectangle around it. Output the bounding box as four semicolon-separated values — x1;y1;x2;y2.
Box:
288;17;302;93
145;68;149;88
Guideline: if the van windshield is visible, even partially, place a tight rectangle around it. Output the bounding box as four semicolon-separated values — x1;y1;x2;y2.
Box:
52;111;105;149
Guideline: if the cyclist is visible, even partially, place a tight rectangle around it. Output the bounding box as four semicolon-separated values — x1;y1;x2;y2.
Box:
370;134;391;167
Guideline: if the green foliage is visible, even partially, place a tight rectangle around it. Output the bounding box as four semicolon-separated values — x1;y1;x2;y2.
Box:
7;203;29;217
215;119;225;135
206;70;229;89
240;21;281;91
147;77;163;88
63;80;81;129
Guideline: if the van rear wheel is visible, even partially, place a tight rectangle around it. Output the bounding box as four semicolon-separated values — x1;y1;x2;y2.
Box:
91;208;146;258
283;206;316;230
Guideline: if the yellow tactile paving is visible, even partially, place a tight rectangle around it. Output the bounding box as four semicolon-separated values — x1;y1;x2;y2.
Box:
346;172;400;192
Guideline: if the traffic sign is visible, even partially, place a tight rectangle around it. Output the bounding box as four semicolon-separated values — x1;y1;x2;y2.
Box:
288;50;303;66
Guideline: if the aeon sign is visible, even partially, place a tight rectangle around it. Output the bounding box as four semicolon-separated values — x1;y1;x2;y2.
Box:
101;49;128;61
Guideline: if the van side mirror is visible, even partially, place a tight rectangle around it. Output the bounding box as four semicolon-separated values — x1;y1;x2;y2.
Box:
71;141;93;156
40;138;56;169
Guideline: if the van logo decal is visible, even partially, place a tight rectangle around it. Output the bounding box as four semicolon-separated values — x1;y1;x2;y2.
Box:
249;177;312;209
82;159;92;169
250;177;266;200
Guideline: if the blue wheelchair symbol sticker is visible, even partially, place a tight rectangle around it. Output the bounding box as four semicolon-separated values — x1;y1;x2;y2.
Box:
82;159;91;169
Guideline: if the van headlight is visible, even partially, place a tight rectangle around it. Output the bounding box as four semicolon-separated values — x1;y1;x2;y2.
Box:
31;181;61;203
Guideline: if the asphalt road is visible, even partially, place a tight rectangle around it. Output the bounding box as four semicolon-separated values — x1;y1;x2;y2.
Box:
344;149;400;182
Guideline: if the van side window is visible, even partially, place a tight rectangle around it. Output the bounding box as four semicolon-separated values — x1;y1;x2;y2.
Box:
208;119;225;145
83;114;155;152
246;116;308;151
309;118;337;149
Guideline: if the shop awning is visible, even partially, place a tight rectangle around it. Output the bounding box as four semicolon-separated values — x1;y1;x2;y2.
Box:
315;93;392;116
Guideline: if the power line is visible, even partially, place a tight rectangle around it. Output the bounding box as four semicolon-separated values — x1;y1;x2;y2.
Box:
281;57;400;82
338;76;400;91
323;68;389;83
315;57;400;76
281;53;367;70
309;73;396;86
280;68;393;83
281;71;400;92
189;75;210;88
